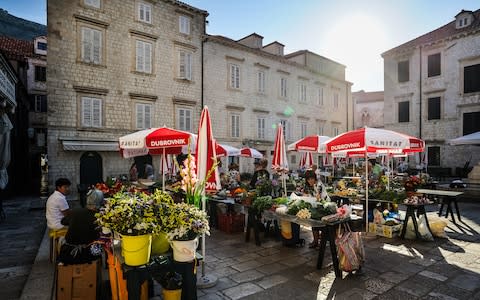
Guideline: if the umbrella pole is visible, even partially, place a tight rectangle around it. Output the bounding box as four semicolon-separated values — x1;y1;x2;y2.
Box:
365;152;369;233
162;148;165;191
198;195;218;288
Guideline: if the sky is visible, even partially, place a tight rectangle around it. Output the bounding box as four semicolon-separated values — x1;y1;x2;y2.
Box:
1;0;478;92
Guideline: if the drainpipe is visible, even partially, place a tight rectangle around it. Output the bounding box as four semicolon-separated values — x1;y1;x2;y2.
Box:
201;17;206;109
346;82;349;130
419;45;422;139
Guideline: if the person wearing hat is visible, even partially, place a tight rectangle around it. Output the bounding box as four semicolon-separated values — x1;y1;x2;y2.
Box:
250;158;270;190
58;188;104;264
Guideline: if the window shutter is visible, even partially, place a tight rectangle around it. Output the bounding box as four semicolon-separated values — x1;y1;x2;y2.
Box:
136;104;144;129
82;97;92;126
145;5;151;23
139;4;144;21
185;109;191;131
92;98;101;127
136;41;144;71
144;42;151;73
186;53;192;80
144;105;151;128
93;30;101;64
235;66;240;88
178;109;185;130
179;51;186;78
82;28;92;62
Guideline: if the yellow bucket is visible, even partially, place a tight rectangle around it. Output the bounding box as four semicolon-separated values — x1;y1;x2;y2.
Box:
151;232;170;255
162;289;182;300
121;234;152;266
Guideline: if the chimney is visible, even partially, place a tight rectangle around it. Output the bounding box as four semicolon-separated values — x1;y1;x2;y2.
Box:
262;41;284;56
237;33;263;49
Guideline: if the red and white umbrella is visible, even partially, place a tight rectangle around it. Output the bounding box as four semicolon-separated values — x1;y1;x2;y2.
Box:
272;123;289;195
299;152;314;169
216;143;241;158
325;127;424;232
240;147;263;158
119;126;196;189
195;106;220;284
287;135;330;153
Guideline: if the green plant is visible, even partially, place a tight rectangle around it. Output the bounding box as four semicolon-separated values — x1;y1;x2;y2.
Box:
252;196;274;212
160;201;210;241
95;192;159;236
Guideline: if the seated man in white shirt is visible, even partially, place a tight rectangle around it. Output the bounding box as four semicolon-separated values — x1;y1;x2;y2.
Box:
46;178;72;230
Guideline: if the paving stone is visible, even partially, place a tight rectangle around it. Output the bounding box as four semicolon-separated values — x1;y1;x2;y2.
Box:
222;282;263;300
418;270;448;282
378;270;410;284
198;291;230;300
211;266;238;277
334;287;377;300
233;252;261;263
256;262;288;275
230;269;264;283
426;283;474;300
257;274;288;289
395;274;439;297
364;277;395;294
448;273;480;292
279;256;308;267
230;260;262;272
198;277;238;295
374;288;419;300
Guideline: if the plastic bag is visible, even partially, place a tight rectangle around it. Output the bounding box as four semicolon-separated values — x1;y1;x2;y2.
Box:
428;216;448;238
404;216;434;241
335;223;364;272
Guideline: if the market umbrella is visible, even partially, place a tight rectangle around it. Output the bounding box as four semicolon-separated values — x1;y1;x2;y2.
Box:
449;131;480;145
299;152;314;169
240;147;263;158
0;114;13;190
195;106;220;287
272;123;289;196
287;135;330;153
216;143;241;158
325;127;424;232
119;126;196;190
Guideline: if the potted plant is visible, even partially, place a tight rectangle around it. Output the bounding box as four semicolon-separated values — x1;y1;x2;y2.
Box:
160;201;210;262
95;192;159;266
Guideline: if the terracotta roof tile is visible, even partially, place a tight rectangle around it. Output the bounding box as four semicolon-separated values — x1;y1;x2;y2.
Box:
383;8;480;56
0;35;34;60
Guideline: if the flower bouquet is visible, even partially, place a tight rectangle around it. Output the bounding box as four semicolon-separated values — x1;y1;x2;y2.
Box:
404;176;421;192
160;201;210;242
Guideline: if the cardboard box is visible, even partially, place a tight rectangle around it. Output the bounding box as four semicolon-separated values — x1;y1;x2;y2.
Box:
57;260;100;300
369;222;402;238
218;213;245;233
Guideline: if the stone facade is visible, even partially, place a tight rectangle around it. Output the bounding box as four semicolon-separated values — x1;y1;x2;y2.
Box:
352;90;384;129
204;35;353;173
47;0;206;190
382;9;480;173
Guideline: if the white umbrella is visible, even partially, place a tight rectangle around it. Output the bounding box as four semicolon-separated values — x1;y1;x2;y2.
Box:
449;131;480;145
240;147;263;158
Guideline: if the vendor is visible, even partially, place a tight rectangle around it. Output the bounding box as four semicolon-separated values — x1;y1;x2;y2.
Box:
57;188;104;264
302;171;322;249
250;158;270;190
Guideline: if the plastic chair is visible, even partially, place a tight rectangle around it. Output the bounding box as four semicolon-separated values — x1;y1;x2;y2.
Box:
49;227;68;263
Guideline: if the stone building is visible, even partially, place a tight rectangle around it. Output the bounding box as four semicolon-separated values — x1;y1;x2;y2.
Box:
204;33;353;172
47;0;207;189
382;9;480;174
352;90;384;129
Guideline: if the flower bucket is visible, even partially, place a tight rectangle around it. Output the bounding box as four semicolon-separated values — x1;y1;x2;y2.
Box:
170;237;198;262
121;234;152;266
162;289;182;300
151;232;170;255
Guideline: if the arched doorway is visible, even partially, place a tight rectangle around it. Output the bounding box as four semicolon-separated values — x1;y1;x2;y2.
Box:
80;151;103;185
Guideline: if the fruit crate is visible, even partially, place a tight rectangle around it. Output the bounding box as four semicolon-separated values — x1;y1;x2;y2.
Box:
217;213;245;234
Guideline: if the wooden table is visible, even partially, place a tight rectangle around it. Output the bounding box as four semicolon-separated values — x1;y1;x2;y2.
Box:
416;189;464;223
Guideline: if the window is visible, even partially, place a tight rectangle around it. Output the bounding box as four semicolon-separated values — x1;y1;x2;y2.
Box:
135;40;152;73
37;42;47;51
177;107;192;132
464;64;480;94
427;146;440;166
230;114;240;138
427;97;441;120
229;64;240;89
34;66;46;82
179;15;190;35
333;93;339;109
31;95;47;112
317;123;324;136
257;71;265;93
136;103;151;129
178;50;192;80
81;27;102;64
280;119;291;140
398;60;409;83
428;53;441;77
398;101;409;123
299;83;307;102
463;112;480;135
84;0;100;8
280;77;287;98
317;87;324;105
138;2;152;23
257;117;265;139
300;123;307;138
81;97;102;127
332;126;339;136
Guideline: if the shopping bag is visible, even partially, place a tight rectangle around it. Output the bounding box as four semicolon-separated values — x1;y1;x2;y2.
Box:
335;223;364;272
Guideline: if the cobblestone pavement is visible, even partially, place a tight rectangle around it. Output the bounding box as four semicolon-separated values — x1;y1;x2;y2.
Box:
198;203;480;300
0;197;46;300
2;196;480;300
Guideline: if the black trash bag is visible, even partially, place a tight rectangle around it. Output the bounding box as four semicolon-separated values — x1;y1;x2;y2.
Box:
159;271;183;290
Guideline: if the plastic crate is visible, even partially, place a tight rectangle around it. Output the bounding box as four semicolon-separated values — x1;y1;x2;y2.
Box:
369;222;402;238
217;213;245;233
